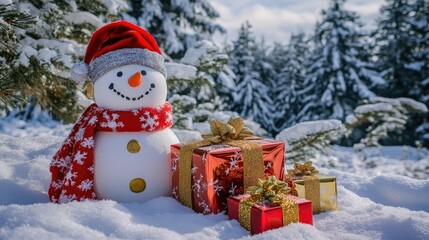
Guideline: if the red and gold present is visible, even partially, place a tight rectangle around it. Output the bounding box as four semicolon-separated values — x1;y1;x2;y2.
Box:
287;162;338;213
227;194;312;235
171;139;284;214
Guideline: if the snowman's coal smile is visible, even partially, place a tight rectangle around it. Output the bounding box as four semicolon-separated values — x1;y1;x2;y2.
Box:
108;83;155;101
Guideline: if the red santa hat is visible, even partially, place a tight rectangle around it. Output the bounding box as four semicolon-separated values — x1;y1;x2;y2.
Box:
71;20;167;83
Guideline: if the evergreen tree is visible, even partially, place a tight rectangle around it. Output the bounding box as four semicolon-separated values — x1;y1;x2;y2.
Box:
252;39;277;134
268;43;289;75
374;0;429;145
301;0;384;122
0;2;35;105
1;0;127;122
229;22;274;133
346;97;428;147
126;0;224;59
273;33;311;131
253;39;276;90
167;40;228;129
213;64;237;110
374;0;416;98
409;0;429;144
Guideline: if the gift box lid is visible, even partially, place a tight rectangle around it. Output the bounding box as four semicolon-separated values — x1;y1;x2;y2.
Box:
229;194;311;211
292;173;336;184
171;139;284;155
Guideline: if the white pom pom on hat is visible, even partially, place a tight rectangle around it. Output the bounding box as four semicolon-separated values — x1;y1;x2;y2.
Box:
71;61;90;83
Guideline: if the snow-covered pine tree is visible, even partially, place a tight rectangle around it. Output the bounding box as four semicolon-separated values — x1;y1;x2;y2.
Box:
166;41;268;138
409;0;429;145
346;97;428;147
301;0;384;122
181;40;228;106
374;0;429;145
213;65;237;111
0;1;35;105
126;0;224;59
253;39;276;90
251;39;277;134
268;43;289;75
273;33;311;132
228;22;274;134
167;40;228;129
2;0;127;122
374;0;417;99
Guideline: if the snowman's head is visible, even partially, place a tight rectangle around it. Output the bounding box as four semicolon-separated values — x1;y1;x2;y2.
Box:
94;64;167;110
70;21;169;110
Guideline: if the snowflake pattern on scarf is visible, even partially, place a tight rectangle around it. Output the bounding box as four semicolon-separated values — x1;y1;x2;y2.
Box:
49;102;173;203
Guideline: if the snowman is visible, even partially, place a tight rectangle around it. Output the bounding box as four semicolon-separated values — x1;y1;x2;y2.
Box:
48;21;179;203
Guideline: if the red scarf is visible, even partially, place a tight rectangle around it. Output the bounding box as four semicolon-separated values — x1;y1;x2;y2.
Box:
48;102;173;203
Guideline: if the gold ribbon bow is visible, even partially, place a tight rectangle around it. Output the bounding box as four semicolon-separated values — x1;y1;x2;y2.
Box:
287;161;321;213
238;176;299;231
247;176;291;204
178;117;265;209
201;117;257;143
287;161;319;177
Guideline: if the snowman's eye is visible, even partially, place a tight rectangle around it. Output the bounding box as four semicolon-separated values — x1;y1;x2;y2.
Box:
117;71;123;77
141;70;147;76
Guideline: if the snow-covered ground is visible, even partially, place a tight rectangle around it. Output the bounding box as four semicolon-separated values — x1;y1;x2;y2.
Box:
315;146;429;180
0;122;428;239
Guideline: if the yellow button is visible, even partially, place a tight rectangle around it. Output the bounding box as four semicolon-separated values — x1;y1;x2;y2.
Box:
127;139;140;153
129;178;146;193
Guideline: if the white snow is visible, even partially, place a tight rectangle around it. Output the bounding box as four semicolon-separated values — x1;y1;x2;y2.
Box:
172;129;203;142
396;98;429;113
37;48;57;63
314;145;429;180
345;114;358;125
371;97;429;113
276;119;346;142
76;91;94;108
65;12;103;28
0;133;428;239
165;62;198;81
19;46;38;67
0;0;12;5
0;108;71;138
101;0;129;15
354;103;392;115
180;40;216;66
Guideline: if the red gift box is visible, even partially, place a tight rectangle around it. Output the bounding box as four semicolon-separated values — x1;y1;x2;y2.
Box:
227;195;313;235
171;139;285;214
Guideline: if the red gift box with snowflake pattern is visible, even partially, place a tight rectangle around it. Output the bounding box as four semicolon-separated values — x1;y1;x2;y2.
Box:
171;139;285;214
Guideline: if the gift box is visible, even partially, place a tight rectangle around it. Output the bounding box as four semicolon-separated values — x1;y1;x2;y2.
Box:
287;162;338;213
171;139;285;214
227;194;313;235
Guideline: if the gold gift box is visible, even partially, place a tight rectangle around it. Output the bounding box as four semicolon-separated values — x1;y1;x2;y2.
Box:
293;174;338;213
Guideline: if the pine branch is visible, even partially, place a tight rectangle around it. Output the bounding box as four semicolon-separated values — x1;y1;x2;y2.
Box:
276;120;346;163
346;97;428;147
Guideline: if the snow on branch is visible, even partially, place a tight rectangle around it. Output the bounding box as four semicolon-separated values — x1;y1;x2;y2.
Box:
276;120;346;163
165;62;198;81
64;12;103;28
346;97;428;147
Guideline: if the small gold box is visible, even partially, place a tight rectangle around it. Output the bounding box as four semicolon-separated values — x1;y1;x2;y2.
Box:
293;174;338;213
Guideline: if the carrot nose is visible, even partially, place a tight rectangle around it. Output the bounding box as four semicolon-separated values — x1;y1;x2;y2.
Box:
128;72;142;87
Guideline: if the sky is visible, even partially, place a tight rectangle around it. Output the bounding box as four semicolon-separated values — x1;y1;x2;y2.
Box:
211;0;385;44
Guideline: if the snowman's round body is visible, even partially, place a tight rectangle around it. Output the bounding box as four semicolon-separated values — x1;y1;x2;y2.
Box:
92;64;179;202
